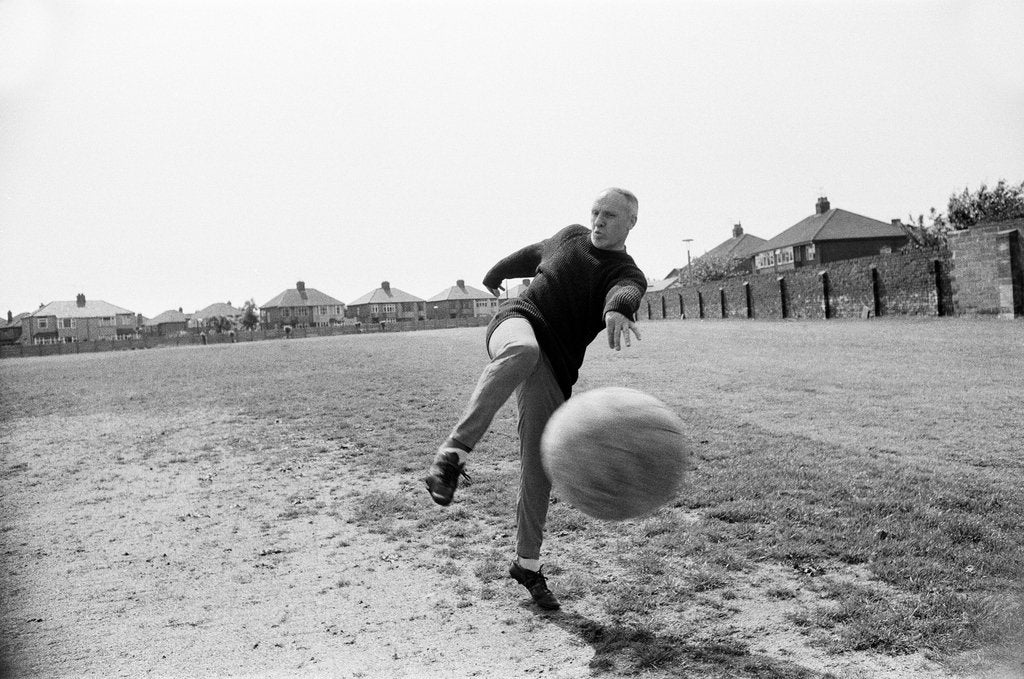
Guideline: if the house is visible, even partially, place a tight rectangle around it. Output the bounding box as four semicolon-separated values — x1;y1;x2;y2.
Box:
667;224;768;279
144;309;189;336
505;278;532;298
21;294;137;344
426;279;499;320
752;197;908;273
1;311;30;345
260;281;346;329
192;301;243;330
347;281;426;325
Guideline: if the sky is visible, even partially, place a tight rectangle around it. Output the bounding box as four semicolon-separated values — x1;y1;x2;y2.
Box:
1;0;1022;318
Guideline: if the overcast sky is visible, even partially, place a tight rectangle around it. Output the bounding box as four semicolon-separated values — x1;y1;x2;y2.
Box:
2;0;1022;318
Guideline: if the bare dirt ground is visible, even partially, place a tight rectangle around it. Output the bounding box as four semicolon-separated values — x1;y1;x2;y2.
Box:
0;409;977;679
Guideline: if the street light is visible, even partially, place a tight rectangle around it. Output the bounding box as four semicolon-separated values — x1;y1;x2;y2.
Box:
681;238;694;281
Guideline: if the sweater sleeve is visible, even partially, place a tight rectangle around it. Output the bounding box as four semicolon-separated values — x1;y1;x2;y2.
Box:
603;269;648;319
482;241;544;290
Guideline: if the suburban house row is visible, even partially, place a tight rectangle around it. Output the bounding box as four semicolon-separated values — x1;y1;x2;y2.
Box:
1;278;535;346
2;195;989;346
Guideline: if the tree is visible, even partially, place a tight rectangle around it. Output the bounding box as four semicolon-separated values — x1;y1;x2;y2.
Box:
904;207;951;248
240;299;259;330
946;179;1024;228
688;254;742;283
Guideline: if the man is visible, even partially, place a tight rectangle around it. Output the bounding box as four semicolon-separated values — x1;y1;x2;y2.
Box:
424;188;647;610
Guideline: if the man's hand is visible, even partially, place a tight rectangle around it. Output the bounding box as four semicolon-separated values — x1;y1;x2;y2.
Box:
486;284;505;298
605;311;641;351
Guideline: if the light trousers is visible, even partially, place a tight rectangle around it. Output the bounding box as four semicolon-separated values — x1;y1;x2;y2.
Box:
448;317;565;560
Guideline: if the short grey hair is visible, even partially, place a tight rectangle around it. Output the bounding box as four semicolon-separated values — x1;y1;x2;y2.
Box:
601;187;639;218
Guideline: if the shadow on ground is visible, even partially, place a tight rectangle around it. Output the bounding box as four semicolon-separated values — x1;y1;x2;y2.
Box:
541;607;837;679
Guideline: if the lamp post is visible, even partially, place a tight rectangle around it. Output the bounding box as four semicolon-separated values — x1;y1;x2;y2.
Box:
681;238;694;281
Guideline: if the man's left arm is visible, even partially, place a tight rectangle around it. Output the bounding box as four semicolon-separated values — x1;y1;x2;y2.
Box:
603;271;647;351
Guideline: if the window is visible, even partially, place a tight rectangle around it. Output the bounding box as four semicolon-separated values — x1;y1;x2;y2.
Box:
61;318;76;329
383;304;396;313
99;316;114;326
37;318;49;329
370;304;380;313
806;244;816;260
282;308;290;317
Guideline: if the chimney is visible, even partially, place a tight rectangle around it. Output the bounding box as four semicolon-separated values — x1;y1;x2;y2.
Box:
815;196;831;214
732;222;743;238
456;279;466;291
296;281;307;300
891;219;902;226
178;307;183;313
76;293;86;307
381;281;391;295
6;311;11;323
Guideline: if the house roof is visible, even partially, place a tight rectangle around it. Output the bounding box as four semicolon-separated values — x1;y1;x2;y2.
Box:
704;232;768;260
427;281;493;302
759;208;906;251
647;277;680;293
505;279;532;298
145;310;188;326
195;302;242;318
2;312;31;329
349;283;424;306
262;286;346;308
665;227;767;279
31;300;134;318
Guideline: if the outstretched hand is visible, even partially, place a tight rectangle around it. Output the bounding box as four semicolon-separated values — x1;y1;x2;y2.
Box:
605;311;641;350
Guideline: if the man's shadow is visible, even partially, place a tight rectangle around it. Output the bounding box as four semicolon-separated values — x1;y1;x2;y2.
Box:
534;606;836;678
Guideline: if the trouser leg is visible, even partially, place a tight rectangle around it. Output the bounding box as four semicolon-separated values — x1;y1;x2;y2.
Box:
447;317;539;451
514;352;564;561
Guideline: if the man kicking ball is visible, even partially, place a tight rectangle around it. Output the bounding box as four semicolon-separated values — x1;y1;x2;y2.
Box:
424;188;647;610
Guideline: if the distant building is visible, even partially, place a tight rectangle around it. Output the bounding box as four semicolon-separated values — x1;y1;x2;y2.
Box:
347;281;426;325
1;311;30;345
192;301;244;329
667;223;768;279
752;197;908;272
21;294;137;344
505;278;532;298
144;309;189;336
427;279;499;320
260;281;346;329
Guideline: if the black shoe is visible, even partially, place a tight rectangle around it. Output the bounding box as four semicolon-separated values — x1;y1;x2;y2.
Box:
424;449;469;506
509;561;560;610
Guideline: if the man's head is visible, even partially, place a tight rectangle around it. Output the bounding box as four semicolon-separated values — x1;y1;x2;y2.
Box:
590;188;638;251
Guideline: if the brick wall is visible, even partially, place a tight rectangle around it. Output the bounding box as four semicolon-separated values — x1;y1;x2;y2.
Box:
645;246;949;321
644;220;1023;321
948;218;1024;317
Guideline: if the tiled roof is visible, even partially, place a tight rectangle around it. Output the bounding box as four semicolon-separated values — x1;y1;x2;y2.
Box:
704;232;768;260
262;287;346;308
195;302;242;318
759;209;906;251
647;278;680;293
427;282;493;302
349;284;424;306
1;312;31;329
145;310;188;326
31;300;134;318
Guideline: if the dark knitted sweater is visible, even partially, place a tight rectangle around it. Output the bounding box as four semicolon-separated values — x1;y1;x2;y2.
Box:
483;225;647;399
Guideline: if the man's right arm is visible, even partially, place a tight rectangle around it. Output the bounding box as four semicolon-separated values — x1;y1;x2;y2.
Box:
482;242;543;297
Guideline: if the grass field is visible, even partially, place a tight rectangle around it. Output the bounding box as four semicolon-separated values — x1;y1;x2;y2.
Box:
1;318;1022;678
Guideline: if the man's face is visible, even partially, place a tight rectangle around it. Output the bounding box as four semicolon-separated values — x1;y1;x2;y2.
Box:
590;191;637;251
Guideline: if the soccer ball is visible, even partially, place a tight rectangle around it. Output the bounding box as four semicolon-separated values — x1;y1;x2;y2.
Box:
541;387;690;521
